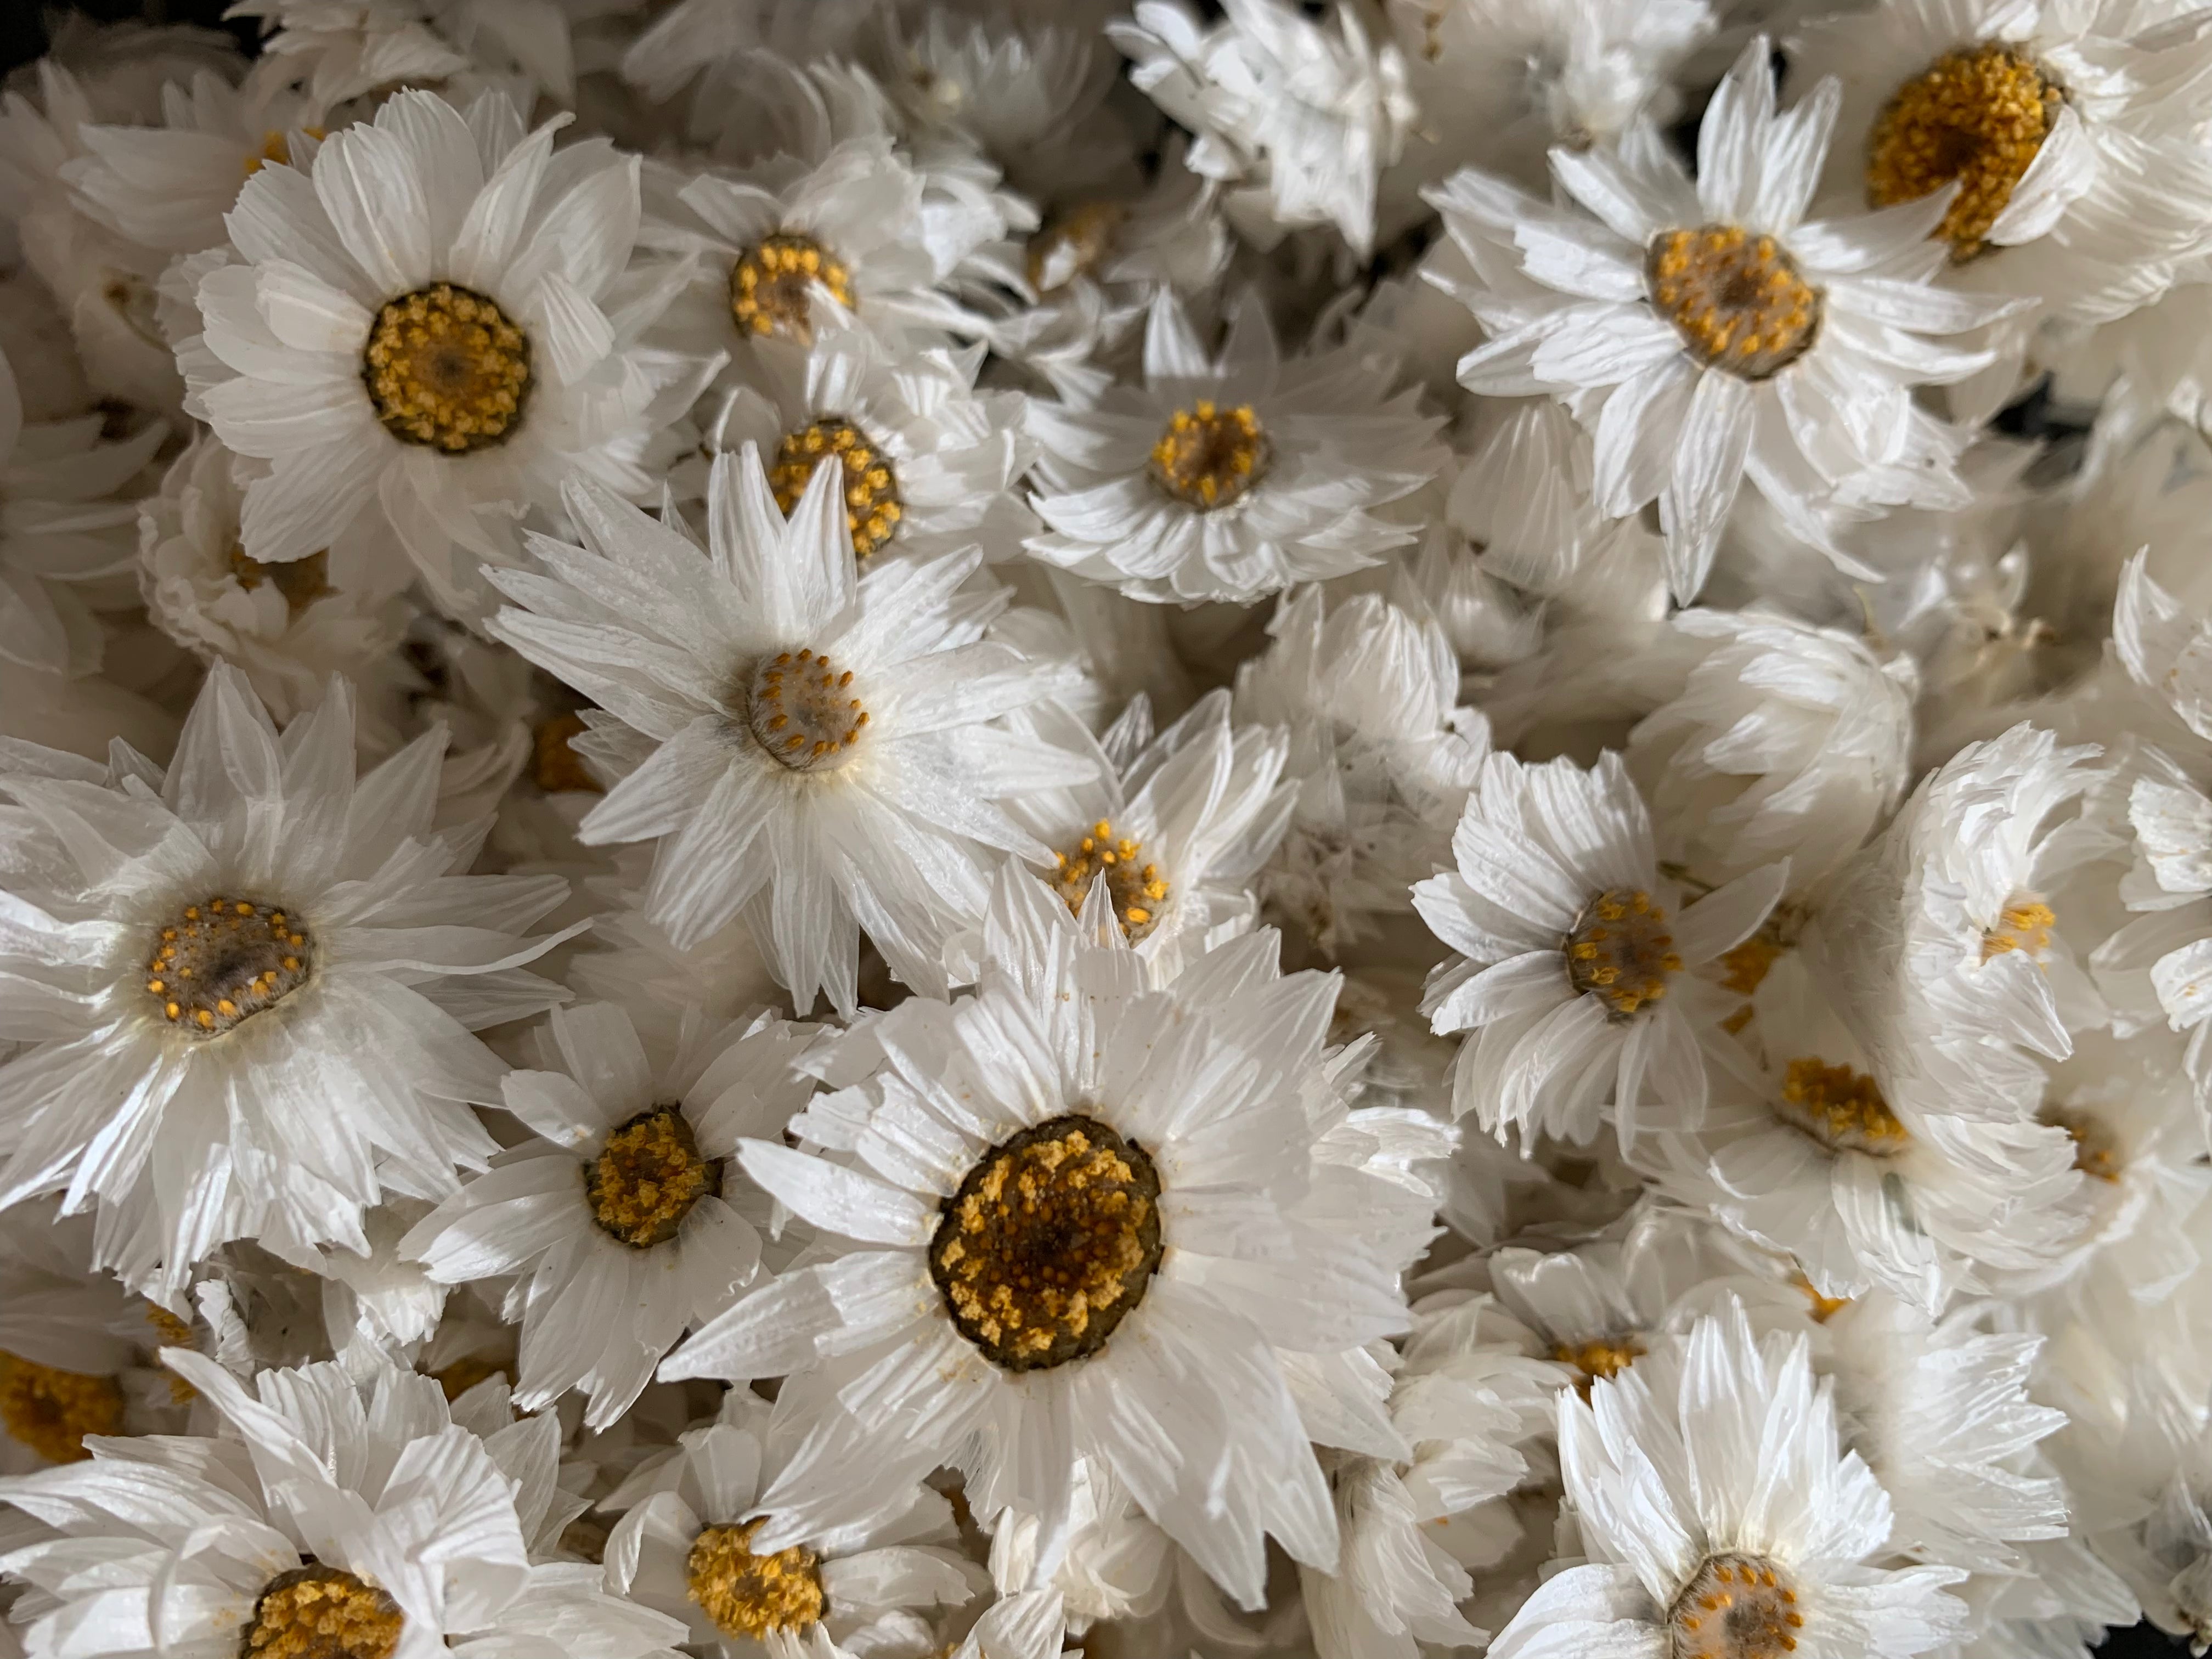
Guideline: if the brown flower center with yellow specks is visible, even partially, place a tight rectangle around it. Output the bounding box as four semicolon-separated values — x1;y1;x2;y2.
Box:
1150;400;1268;509
930;1114;1164;1373
1565;889;1681;1019
1647;226;1822;380
0;1352;124;1463
240;1565;403;1659
362;283;529;454
2045;1107;2123;1183
1027;201;1129;294
147;898;313;1039
532;712;602;794
730;234;853;341
769;420;904;558
1867;45;2062;260
743;648;868;772
686;1521;825;1640
1670;1554;1803;1659
584;1107;723;1248
1051;819;1170;938
1775;1057;1909;1155
426;1353;514;1402
229;547;331;616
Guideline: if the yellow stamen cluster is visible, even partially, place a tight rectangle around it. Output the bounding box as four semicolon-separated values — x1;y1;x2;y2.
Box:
769;419;904;558
0;1352;124;1463
1647;226;1822;381
240;1565;403;1659
1051;819;1169;937
1150;400;1269;509
584;1107;722;1249
242;126;324;178
2046;1108;2123;1183
427;1353;513;1402
930;1114;1164;1372
229;547;331;616
1787;1271;1852;1324
146;1305;199;1403
1775;1056;1910;1155
1026;201;1129;294
147;898;312;1038
1670;1554;1803;1659
1981;900;2057;962
1565;889;1682;1019
1867;45;2062;260
1719;933;1781;998
744;648;868;772
362;283;530;453
730;234;854;340
532;712;602;795
1551;1336;1645;1396
686;1521;825;1640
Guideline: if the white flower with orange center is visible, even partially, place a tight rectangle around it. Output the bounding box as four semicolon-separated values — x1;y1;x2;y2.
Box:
657;866;1415;1612
0;663;578;1297
1426;36;2026;601
184;87;707;623
1025;291;1447;603
486;445;1094;1015
1414;749;1787;1152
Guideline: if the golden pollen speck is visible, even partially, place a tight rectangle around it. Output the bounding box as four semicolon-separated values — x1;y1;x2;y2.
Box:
1150;400;1269;510
1026;201;1129;294
1551;1336;1644;1398
2045;1107;2123;1183
930;1114;1164;1373
1051;818;1170;938
769;419;904;558
1670;1554;1803;1659
240;1565;403;1659
730;234;853;341
584;1106;723;1249
229;546;331;616
1565;888;1681;1019
1867;45;2061;260
686;1520;825;1640
361;282;530;454
1647;225;1822;380
146;897;313;1039
242;126;324;177
532;711;602;795
0;1352;124;1463
742;648;868;772
1788;1271;1852;1323
1775;1056;1910;1155
1980;899;2056;963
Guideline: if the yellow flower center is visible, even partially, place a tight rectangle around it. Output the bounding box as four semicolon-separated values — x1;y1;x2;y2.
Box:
240;1565;403;1659
1150;400;1269;509
730;234;853;341
685;1520;825;1640
145;1305;199;1403
1866;45;2062;260
584;1107;722;1249
1027;201;1129;294
1670;1554;1803;1659
1980;899;2056;962
1647;226;1822;380
1551;1336;1644;1397
362;283;531;454
229;547;331;616
147;898;313;1039
532;712;602;794
1051;819;1170;938
930;1114;1164;1373
743;648;868;772
426;1353;514;1401
2045;1108;2123;1183
1775;1056;1910;1155
0;1352;124;1463
769;419;904;558
1565;888;1682;1019
242;126;324;177
1787;1271;1852;1324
